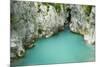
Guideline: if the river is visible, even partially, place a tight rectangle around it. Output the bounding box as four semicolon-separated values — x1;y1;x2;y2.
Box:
12;28;95;66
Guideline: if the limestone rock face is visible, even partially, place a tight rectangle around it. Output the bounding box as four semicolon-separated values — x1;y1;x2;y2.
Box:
11;1;66;59
69;5;95;45
11;1;36;59
35;3;66;38
10;1;95;61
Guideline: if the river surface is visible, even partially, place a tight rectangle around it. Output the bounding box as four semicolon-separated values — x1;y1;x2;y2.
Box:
12;29;95;66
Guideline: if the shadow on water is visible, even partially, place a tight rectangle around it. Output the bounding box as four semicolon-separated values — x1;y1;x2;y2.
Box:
11;27;95;66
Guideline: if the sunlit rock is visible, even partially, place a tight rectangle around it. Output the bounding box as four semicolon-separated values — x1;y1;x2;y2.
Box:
11;1;66;60
69;5;95;45
10;1;95;61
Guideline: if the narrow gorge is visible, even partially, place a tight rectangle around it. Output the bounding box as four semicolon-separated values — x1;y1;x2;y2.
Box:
10;1;95;65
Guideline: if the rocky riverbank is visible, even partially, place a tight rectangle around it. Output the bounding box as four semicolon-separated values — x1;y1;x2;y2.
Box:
10;1;95;62
69;5;95;45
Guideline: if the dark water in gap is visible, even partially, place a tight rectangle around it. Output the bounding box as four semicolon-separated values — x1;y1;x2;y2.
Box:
12;29;95;66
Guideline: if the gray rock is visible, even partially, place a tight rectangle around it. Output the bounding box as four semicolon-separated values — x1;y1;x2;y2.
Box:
10;1;95;61
69;5;95;45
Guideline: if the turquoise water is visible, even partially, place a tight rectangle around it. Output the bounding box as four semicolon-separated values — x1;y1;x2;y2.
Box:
12;29;95;66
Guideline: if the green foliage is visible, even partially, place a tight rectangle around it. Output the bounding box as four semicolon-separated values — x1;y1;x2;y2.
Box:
42;2;62;13
38;29;42;34
54;3;61;13
83;5;92;16
11;16;17;24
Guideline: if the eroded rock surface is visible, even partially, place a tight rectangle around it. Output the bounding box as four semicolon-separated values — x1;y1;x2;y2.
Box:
11;1;67;60
10;1;95;61
69;5;95;45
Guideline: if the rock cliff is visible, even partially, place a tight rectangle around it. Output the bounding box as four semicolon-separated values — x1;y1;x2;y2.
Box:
10;1;95;61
